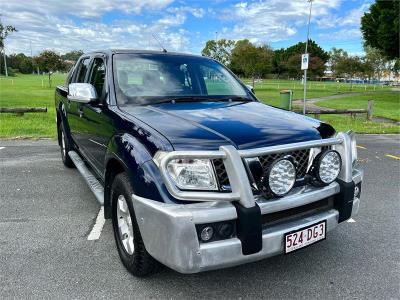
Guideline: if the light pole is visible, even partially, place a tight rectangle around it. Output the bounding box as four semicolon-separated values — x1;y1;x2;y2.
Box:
303;0;313;115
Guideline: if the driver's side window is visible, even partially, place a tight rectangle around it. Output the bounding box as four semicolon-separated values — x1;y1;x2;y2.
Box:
89;58;106;98
74;58;90;83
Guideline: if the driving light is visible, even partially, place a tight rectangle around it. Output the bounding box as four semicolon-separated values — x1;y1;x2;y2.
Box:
200;226;214;241
265;158;296;196
167;158;218;190
316;150;342;184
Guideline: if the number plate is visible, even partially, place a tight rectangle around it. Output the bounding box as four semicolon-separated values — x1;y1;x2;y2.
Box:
285;221;326;254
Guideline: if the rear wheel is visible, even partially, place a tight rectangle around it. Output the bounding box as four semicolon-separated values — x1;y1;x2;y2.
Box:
111;173;160;277
59;123;74;168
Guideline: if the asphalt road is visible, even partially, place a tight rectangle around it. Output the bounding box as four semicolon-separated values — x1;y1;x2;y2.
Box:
0;135;399;299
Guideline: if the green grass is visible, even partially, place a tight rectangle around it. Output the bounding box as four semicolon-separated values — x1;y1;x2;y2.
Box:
0;73;66;138
243;79;392;107
315;91;400;121
318;115;400;134
0;74;398;138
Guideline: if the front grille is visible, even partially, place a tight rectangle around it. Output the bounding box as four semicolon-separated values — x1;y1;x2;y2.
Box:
213;158;230;187
258;149;310;179
212;149;311;190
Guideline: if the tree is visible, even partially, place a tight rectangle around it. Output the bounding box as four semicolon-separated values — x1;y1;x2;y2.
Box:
201;39;236;65
286;54;325;79
62;50;84;62
273;40;329;78
7;53;34;74
364;46;388;82
230;40;273;86
34;50;65;86
361;0;400;60
329;47;348;77
0;19;17;76
335;56;364;89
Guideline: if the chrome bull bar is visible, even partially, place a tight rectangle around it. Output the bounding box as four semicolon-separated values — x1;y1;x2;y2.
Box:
159;132;352;208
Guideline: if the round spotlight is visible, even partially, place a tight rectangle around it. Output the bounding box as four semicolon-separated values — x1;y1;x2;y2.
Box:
264;158;296;197
316;150;342;184
200;226;214;242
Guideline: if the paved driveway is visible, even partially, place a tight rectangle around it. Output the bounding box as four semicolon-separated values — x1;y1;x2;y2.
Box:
0;135;399;299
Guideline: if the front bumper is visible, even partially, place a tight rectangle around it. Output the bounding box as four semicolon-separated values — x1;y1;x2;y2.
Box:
132;169;362;274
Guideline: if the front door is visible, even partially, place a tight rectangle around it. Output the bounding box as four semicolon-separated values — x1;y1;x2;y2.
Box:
78;56;115;175
67;56;90;147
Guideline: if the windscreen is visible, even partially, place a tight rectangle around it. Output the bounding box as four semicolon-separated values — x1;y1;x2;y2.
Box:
113;53;250;105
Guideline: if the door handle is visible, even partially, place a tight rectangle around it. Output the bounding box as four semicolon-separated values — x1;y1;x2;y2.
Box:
78;106;84;118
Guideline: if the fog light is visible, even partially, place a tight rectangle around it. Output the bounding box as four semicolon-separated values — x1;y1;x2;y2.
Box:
354;185;360;198
218;223;233;238
200;226;214;241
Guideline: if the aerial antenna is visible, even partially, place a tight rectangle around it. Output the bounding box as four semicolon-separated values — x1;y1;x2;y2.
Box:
152;34;167;53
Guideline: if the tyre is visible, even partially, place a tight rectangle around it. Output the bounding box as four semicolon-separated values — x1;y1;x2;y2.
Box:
111;172;160;277
59;122;75;168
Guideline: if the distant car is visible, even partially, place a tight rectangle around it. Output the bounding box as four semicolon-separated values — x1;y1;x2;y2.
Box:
55;50;363;277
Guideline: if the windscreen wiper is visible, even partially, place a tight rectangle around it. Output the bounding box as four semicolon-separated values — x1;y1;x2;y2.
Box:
151;96;253;105
215;96;253;102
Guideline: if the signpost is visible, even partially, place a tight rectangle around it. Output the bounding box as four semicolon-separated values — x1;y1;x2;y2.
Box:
301;54;309;70
302;0;313;115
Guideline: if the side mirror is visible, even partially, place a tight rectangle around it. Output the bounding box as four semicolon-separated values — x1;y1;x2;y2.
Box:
246;84;255;94
68;83;98;103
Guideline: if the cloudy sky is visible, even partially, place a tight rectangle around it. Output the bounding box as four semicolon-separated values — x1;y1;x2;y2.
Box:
0;0;372;56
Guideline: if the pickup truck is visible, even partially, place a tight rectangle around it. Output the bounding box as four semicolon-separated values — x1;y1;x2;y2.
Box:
55;50;363;277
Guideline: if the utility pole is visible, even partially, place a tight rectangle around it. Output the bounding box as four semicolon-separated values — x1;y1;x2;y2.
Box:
3;45;7;77
303;0;313;115
215;31;218;42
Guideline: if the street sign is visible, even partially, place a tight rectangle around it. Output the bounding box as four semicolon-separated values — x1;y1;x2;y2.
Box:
301;53;309;70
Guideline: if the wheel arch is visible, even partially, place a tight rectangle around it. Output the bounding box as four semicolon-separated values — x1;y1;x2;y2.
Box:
104;133;176;219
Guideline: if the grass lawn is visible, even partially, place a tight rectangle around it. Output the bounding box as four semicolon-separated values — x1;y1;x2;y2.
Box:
0;74;398;138
0;74;66;138
243;79;391;107
318;115;400;134
314;91;400;121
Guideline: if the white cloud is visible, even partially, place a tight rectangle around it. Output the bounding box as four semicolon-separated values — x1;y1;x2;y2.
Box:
0;0;175;19
0;0;201;55
220;0;342;43
315;2;370;29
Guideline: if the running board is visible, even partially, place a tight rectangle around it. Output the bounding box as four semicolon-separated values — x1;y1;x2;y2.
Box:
68;151;104;205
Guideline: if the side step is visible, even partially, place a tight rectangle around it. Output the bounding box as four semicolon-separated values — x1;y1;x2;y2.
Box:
68;151;104;205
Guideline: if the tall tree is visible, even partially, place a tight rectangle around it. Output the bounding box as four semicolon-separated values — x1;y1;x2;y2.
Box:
273;40;329;78
62;50;84;62
335;56;364;90
34;50;66;86
0;19;17;76
364;46;387;82
230;39;273;86
361;0;400;60
328;47;348;77
201;39;236;65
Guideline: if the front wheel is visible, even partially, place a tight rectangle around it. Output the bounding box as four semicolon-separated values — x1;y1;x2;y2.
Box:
111;173;160;277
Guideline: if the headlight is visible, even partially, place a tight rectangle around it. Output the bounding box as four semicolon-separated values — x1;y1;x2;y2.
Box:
166;158;218;191
315;150;342;184
264;158;296;196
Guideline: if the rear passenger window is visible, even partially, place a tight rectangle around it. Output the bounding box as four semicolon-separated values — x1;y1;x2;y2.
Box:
89;58;106;97
75;58;90;83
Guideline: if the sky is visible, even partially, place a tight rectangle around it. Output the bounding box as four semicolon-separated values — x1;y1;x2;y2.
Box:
0;0;373;56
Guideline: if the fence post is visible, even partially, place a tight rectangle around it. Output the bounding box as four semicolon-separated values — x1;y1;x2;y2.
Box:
367;100;374;121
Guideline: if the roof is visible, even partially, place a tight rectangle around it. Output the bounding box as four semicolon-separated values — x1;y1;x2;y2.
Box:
85;49;203;58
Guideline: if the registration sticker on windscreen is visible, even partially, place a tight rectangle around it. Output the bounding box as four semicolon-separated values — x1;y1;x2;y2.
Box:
285;221;326;254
